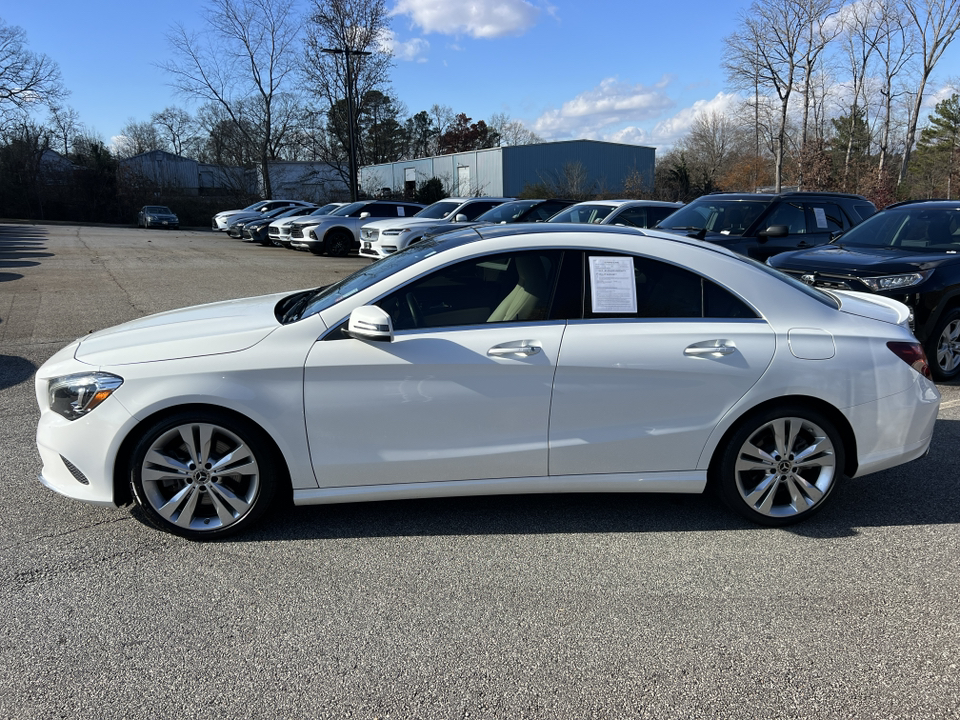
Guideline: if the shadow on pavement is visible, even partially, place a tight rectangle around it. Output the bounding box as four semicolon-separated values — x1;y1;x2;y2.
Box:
0;224;52;279
219;419;960;543
0;354;38;391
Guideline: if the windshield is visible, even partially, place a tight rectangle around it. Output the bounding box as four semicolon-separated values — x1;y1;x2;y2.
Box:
414;200;462;219
146;206;172;213
833;206;960;250
310;203;342;216
547;204;616;224
282;231;483;323
659;199;769;236
331;202;366;217
475;200;539;223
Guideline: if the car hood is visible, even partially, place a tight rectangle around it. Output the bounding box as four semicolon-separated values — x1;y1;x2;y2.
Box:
364;217;444;231
74;293;288;366
770;245;953;274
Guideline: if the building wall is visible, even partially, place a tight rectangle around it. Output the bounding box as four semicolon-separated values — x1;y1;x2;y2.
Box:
121;150;200;194
501;140;654;196
359;140;654;199
262;162;350;202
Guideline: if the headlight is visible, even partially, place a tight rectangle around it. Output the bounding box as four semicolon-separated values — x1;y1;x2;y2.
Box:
146;216;155;221
860;271;932;291
48;372;123;421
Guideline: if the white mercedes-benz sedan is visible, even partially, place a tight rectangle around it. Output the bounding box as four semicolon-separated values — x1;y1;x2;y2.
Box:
35;225;940;539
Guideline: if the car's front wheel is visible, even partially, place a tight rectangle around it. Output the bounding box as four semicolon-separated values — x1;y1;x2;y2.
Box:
128;410;279;540
715;406;843;526
325;229;353;257
927;308;960;381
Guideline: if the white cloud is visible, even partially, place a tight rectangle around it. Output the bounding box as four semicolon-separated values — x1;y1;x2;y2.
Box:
530;83;743;150
379;29;430;62
532;78;676;140
391;0;542;39
648;92;741;147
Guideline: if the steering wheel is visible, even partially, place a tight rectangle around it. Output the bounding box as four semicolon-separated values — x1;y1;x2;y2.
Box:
405;292;423;328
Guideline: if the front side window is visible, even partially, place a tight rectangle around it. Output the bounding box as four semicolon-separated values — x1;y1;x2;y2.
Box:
378;250;564;330
761;202;806;234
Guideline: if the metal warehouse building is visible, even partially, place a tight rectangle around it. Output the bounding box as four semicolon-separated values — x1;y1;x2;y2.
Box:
359;139;655;198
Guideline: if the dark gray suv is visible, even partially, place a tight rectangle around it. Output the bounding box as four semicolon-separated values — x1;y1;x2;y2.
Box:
656;192;876;260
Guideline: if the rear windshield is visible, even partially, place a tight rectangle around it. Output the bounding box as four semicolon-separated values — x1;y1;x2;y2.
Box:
659;200;770;236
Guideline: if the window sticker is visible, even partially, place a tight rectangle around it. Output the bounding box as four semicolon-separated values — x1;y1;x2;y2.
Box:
813;207;828;229
398;207;405;216
589;256;637;313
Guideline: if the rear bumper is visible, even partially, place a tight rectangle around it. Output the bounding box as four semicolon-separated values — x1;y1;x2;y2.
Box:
845;376;940;478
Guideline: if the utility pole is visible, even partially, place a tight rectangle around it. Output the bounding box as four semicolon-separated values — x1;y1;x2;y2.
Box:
322;47;371;202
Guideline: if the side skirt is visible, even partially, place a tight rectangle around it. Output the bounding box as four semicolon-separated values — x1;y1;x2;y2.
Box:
293;471;707;506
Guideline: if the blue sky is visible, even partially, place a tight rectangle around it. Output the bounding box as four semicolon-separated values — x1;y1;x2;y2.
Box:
4;0;958;151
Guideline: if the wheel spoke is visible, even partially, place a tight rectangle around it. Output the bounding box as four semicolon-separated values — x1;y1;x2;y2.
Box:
770;419;789;458
793;438;832;466
744;473;778;511
739;441;777;467
210;447;255;475
144;449;190;476
208;481;251;517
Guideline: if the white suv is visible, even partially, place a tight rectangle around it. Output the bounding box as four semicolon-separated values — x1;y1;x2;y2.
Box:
359;197;513;259
288;200;425;256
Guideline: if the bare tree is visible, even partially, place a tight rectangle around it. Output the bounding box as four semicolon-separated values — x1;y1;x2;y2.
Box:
151;106;194;156
301;0;393;182
0;19;65;127
871;0;914;179
161;0;302;198
796;0;842;188
488;113;543;146
897;0;960;185
839;0;884;188
114;118;164;158
46;104;81;156
725;0;807;192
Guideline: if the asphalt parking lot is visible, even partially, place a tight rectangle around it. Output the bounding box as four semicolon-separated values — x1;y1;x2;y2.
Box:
1;222;958;719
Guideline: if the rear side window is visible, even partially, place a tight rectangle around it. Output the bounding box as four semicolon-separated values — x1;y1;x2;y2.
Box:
804;202;845;232
582;254;758;320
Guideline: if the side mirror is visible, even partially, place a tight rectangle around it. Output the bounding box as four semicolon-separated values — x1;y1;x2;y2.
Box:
360;212;371;219
454;214;469;223
347;305;394;342
760;225;789;239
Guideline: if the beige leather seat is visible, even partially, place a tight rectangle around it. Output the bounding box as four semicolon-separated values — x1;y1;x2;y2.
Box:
487;255;549;322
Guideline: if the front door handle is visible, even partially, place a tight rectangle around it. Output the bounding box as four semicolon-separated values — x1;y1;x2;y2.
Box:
488;341;542;357
684;342;735;357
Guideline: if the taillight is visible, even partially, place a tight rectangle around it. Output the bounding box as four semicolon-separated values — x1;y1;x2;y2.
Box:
887;341;932;379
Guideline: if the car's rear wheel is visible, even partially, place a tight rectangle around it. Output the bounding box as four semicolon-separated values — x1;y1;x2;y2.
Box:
927;308;960;381
325;230;353;257
128;410;278;540
716;406;843;526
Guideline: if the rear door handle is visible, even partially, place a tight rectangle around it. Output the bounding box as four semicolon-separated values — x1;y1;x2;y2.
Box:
684;342;735;357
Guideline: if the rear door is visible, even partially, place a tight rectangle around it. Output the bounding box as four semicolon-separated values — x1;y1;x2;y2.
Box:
548;252;776;475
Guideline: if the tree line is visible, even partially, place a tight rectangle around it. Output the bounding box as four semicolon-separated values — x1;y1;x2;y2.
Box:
656;0;960;205
1;0;959;224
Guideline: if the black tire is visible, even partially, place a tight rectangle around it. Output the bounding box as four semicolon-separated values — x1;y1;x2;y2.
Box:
714;405;844;526
925;308;960;381
325;230;353;257
128;410;279;540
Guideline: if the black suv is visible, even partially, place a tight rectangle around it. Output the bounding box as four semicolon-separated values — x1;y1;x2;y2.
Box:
657;192;876;260
769;200;960;380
